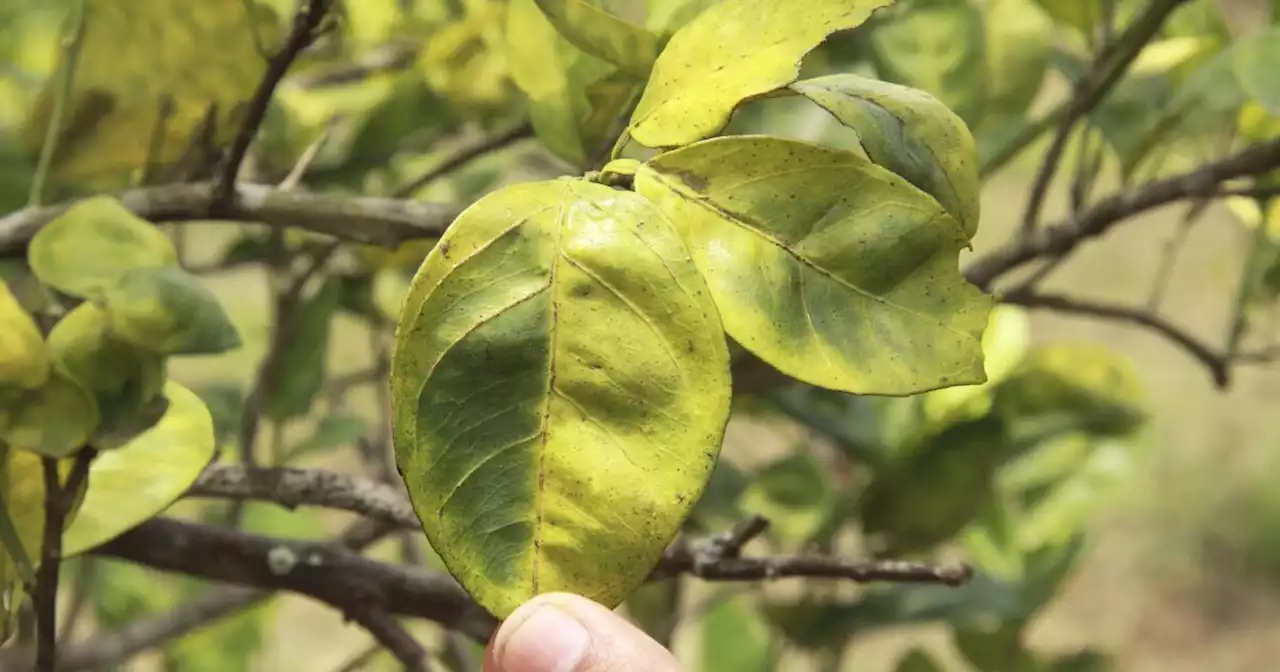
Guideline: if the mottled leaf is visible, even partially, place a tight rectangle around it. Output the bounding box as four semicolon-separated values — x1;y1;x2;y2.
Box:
48;302;168;450
28;196;177;298
101;265;241;356
635;135;991;395
1;370;99;458
391;178;731;618
62;382;215;555
791;73;981;237
26;0;277;183
869;0;986;127
0;280;49;389
533;0;659;76
626;0;893;148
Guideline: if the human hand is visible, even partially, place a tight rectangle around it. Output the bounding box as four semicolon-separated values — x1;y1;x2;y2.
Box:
482;592;684;672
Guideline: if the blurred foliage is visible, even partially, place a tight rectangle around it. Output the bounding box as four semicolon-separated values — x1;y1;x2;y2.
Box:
0;0;1276;669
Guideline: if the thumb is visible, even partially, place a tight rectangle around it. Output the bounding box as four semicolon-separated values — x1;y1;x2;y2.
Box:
483;592;683;672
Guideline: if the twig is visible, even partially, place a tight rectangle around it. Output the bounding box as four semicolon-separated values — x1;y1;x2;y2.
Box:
0;181;461;254
292;40;421;88
34;449;95;672
1146;198;1211;310
392;122;534;199
213;0;332;211
966;137;1280;289
1000;289;1280;388
348;609;429;672
1019;0;1189;236
279;123;335;190
28;0;85;207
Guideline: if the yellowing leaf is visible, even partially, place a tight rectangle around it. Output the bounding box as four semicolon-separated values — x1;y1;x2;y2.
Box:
26;0;277;183
419;1;519;116
63;382;215;556
101;266;241;356
791;73;981;238
634;136;991;395
507;0;642;165
644;0;720;36
533;0;660;76
869;0;986;127
0;445;45;640
391;178;731;618
1;370;99;458
0;280;49;389
28;196;177;298
626;0;893;148
921;305;1031;428
48;302;168;450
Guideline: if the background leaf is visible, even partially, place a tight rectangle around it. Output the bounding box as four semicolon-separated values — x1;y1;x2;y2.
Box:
0;279;49;389
533;0;659;76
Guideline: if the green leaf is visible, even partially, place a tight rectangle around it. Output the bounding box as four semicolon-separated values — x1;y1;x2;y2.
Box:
791;73;981;238
507;0;643;166
1015;439;1135;551
1234;26;1280;117
391;177;731;618
48;302;168;450
634;135;991;395
954;622;1038;672
895;649;945;672
0;279;50;389
533;0;660;76
644;0;720;36
739;450;833;545
869;0;987;127
700;593;776;672
25;0;276;183
994;344;1146;438
27;196;177;298
626;0;893;148
982;0;1054;119
262;276;342;421
688;459;749;530
1;370;99;458
63;381;215;556
1030;0;1105;32
285;413;370;462
101;265;241;356
623;579;682;643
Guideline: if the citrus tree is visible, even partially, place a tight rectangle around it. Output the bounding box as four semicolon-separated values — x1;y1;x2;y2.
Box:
0;0;1276;670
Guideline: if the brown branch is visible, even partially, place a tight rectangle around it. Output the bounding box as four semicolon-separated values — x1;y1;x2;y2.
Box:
967;136;1280;289
1019;0;1190;236
392;122;534;199
213;0;333;210
348;609;429;672
34;449;95;671
0;182;460;255
1001;289;1280;389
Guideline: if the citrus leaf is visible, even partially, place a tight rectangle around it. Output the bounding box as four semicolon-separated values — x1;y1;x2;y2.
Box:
533;0;660;76
791;73;981;238
700;593;777;672
982;0;1054;119
739;450;833;545
63;382;215;556
634;135;991;395
0;444;44;630
0;279;49;389
263;276;342;421
644;0;720;36
1234;26;1280;117
101;265;241;356
1;370;99;458
24;0;277;183
48;302;168;450
507;0;643;166
994;344;1147;438
27;196;177;299
626;0;893;148
868;0;987;127
391;178;731;618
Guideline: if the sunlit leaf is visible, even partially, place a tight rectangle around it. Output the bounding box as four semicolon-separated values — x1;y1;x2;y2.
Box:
869;0;986;127
100;265;240;356
1234;26;1280;117
507;0;642;166
391;178;731;618
25;0;278;183
533;0;659;76
62;382;215;555
1;370;99;458
626;0;893;148
48;302;168;450
0;279;49;389
791;73;981;237
635;135;991;395
263;276;342;421
28;196;177;298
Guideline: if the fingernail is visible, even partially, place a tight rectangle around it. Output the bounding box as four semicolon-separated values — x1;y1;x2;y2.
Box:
495;601;590;672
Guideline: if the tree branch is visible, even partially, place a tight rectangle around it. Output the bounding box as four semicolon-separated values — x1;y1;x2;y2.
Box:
213;0;333;210
966;136;1280;289
0;182;460;255
34;449;95;671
